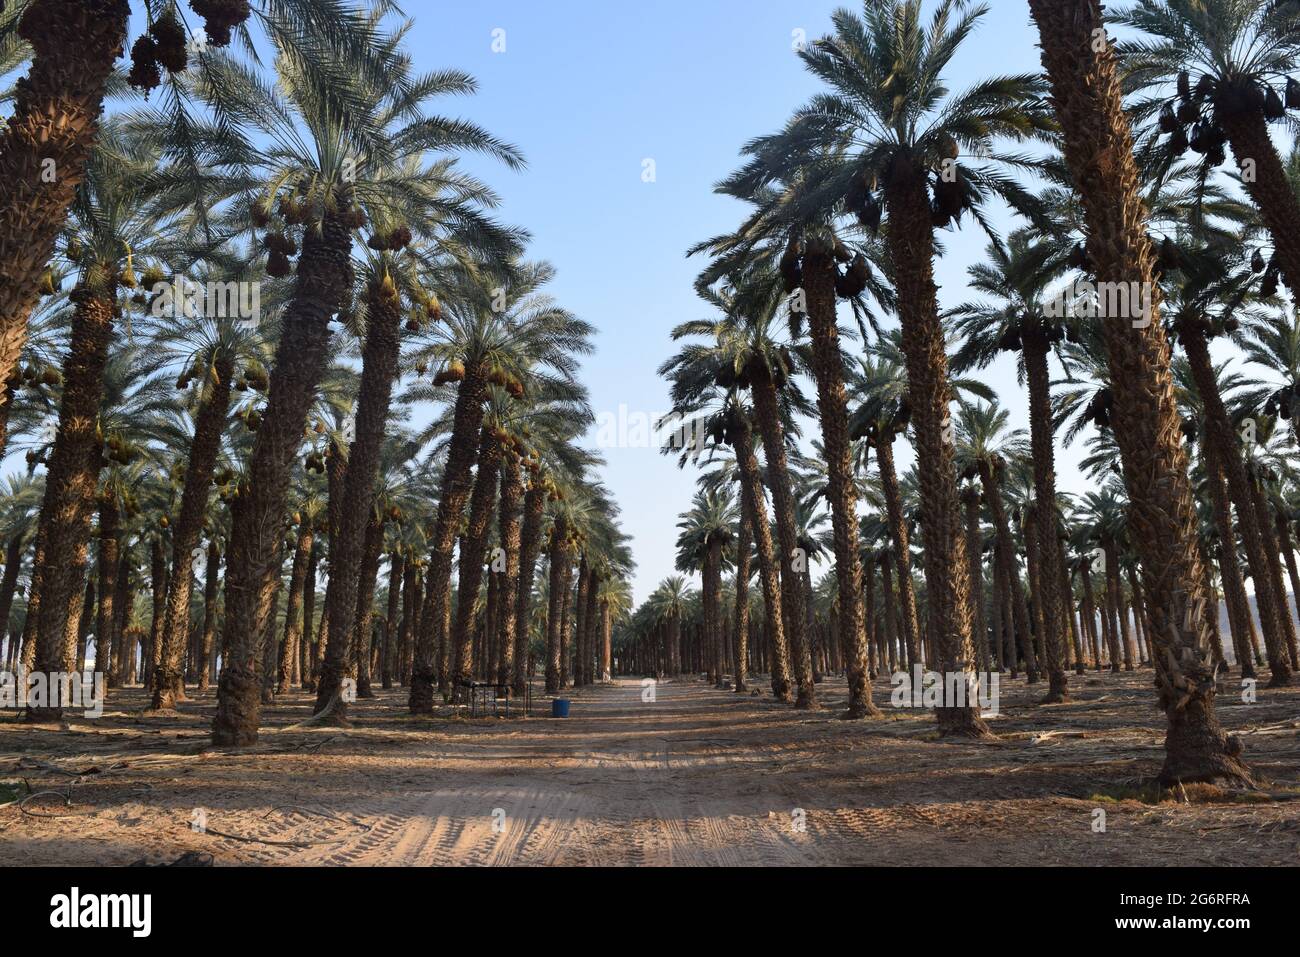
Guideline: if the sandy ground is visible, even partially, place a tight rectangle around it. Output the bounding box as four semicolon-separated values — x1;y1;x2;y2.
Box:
1;670;1298;866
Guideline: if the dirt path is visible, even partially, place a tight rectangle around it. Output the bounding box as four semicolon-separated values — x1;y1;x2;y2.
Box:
3;673;1299;865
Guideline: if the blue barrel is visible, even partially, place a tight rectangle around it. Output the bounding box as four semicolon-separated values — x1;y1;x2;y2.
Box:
551;698;571;718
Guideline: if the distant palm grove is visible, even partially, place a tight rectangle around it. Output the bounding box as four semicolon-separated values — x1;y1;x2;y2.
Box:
2;0;1300;790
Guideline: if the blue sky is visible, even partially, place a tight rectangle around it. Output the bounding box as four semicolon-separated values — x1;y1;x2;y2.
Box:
408;1;1062;603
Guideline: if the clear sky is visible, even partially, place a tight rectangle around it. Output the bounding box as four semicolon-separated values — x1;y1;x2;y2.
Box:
408;1;1067;604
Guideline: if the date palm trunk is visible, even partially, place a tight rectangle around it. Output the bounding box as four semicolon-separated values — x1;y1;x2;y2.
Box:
1249;476;1300;679
276;521;312;694
1273;515;1300;671
212;212;353;746
878;183;987;737
1216;105;1300;300
153;357;234;709
397;558;418;686
27;287;113;720
316;275;402;717
197;539;221;692
1080;562;1101;669
544;514;570;693
573;556;590;685
800;244;875;716
351;509;384;697
1057;539;1087;676
1182;328;1291;683
1218;542;1256;678
96;500;119;687
733;500;751;692
582;567;599;688
961;486;991;674
1024;338;1069;701
145;535;167;691
732;411;792;700
300;539;318;690
449;426;501;691
705;537;724;688
0;535;25;673
876;437;924;670
495;455;522;687
1030;0;1249;784
409;362;487;712
980;463;1038;681
0;0;130;461
381;549;403;689
750;372;815;708
514;481;545;697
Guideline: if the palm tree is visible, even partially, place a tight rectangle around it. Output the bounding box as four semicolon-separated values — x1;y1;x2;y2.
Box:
149;306;263;709
1118;0;1300;298
645;576;691;680
201;20;524;741
955;401;1040;682
0;0;134;450
657;282;800;702
735;0;1051;736
1163;248;1294;685
676;487;738;688
0;0;393;462
596;576;632;682
405;260;596;710
1029;0;1251;784
952;230;1078;700
851;329;996;672
311;52;526;717
26;127;168;719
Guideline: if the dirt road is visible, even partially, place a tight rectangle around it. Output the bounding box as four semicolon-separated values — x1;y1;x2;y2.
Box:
3;673;1298;865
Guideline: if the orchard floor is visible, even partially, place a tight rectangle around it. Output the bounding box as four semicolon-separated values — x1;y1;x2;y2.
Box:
2;669;1298;866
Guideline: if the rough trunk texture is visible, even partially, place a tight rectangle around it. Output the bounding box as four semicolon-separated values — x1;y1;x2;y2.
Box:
750;373;815;708
96;501;119;686
800;245;875;716
211;212;353;746
0;0;129;460
28;289;113;720
1249;476;1300;682
316;275;403;717
1183;330;1290;683
733;499;751;693
1030;0;1249;784
733;412;792;700
1024;339;1068;701
881;180;988;738
981;462;1037;680
1217;104;1300;301
514;482;545;697
276;520;313;695
496;455;522;687
382;550;403;690
351;510;384;698
198;539;221;692
961;486;990;674
153;357;234;709
544;514;569;693
409;363;487;712
876;438;923;669
450;427;501;691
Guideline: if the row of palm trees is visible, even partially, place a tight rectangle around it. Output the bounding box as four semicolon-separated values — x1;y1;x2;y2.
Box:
623;0;1300;786
0;1;632;744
